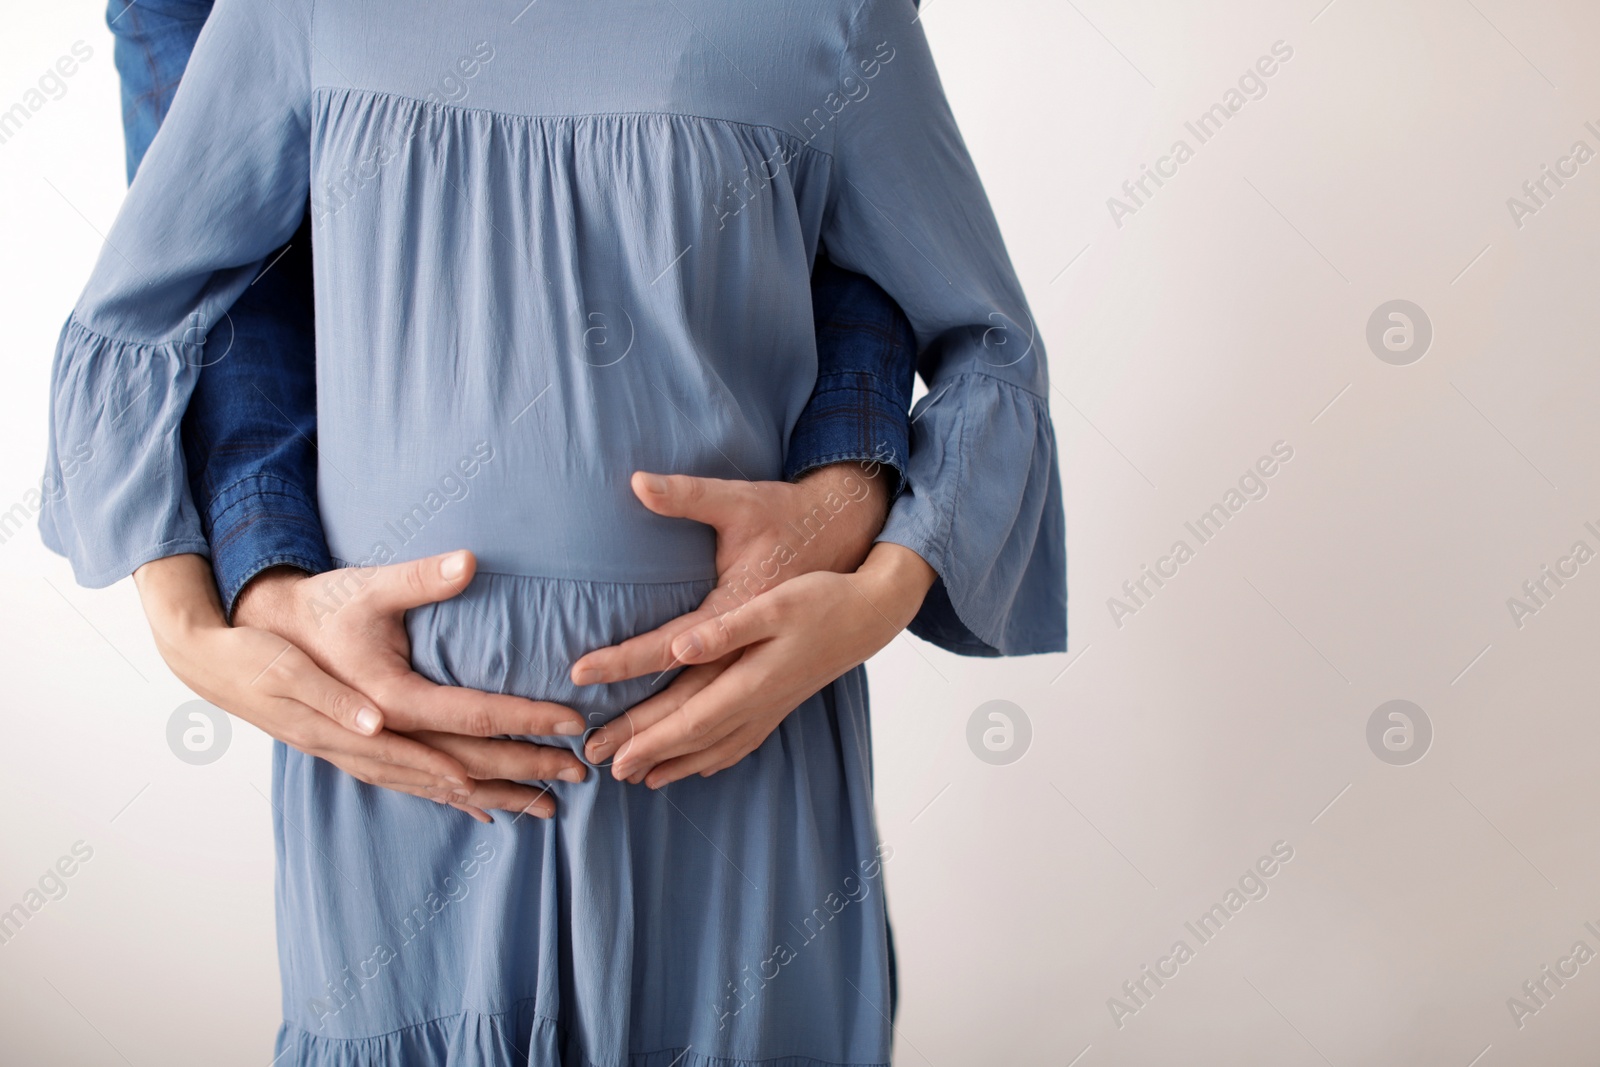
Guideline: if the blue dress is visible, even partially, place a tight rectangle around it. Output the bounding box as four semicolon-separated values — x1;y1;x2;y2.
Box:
41;1;1066;1063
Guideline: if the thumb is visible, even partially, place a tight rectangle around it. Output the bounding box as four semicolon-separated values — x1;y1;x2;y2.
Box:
631;472;751;527
357;550;477;614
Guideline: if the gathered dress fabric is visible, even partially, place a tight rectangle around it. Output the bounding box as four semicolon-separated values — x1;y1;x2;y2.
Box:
40;1;1067;1063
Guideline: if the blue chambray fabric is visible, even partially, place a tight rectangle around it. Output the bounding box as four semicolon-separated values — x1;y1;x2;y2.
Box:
108;0;915;617
43;1;1065;1062
102;0;335;605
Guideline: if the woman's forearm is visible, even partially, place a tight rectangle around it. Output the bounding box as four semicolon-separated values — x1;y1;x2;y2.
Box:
128;553;478;804
853;541;937;632
133;553;229;645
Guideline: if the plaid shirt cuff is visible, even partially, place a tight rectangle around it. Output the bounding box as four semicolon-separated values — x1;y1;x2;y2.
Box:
201;474;334;617
783;372;910;491
786;251;917;489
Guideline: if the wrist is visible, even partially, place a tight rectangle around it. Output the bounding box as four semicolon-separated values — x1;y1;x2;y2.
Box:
796;459;888;507
232;565;306;630
854;542;935;629
793;461;892;572
132;553;228;646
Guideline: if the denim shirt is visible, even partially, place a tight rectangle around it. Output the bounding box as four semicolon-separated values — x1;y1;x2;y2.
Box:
109;0;915;614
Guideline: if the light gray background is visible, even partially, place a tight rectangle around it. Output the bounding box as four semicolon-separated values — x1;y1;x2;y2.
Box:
4;0;1599;1063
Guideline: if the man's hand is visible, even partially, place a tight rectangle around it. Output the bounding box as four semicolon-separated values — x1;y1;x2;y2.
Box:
135;552;586;823
572;462;892;687
573;462;936;787
586;543;934;787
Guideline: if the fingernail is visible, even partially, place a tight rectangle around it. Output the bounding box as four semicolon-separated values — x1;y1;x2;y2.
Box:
673;633;703;660
530;804;554;819
452;787;473;799
572;667;602;686
559;767;586;783
355;708;381;734
553;720;584;736
639;473;669;494
440;552;467;581
612;763;632;780
445;777;468;788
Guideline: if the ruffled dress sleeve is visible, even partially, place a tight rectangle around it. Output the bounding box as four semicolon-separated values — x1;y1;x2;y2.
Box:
823;0;1067;656
39;0;313;587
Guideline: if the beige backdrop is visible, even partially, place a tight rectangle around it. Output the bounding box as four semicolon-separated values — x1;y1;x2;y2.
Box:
4;1;1599;1063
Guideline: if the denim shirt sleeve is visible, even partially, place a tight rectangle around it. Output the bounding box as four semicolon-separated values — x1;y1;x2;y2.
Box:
178;217;334;613
784;250;915;491
105;0;333;615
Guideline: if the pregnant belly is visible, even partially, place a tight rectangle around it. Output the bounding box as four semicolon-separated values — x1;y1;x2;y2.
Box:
403;570;714;730
320;444;721;585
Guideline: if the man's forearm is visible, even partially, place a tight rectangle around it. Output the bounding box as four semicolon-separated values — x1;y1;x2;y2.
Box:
787;249;917;489
109;0;334;617
180;214;334;616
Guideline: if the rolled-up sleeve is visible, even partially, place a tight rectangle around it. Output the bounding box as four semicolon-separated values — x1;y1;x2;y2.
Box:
784;250;916;490
178;219;334;615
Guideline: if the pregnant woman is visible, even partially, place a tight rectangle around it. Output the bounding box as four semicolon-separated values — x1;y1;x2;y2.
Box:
105;0;927;828
42;1;1064;1063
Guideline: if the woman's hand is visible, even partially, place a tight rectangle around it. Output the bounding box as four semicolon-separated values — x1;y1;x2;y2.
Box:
134;552;585;822
572;458;936;787
571;461;892;687
590;542;934;787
